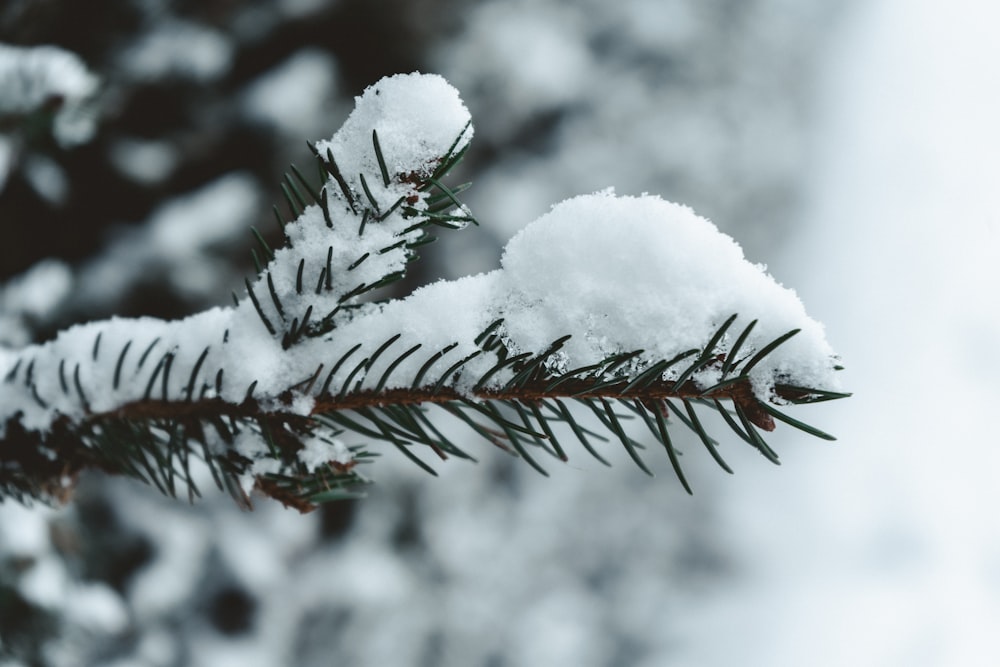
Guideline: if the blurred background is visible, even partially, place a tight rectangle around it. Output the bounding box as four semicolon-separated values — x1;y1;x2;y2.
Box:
1;0;998;665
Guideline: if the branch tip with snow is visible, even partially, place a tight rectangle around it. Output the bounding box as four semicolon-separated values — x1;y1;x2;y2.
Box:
0;72;846;510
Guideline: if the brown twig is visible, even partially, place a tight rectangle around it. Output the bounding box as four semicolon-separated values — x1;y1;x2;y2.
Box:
0;375;779;507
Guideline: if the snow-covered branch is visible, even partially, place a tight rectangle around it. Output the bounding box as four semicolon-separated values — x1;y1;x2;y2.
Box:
0;73;846;510
0;42;99;147
0;42;100;200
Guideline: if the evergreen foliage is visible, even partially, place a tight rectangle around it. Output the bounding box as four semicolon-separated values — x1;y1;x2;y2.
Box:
0;74;848;512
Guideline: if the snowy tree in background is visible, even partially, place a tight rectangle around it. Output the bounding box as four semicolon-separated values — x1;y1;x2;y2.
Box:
4;2;848;664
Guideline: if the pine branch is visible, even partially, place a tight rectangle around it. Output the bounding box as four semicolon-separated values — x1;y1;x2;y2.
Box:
0;324;846;510
0;73;849;511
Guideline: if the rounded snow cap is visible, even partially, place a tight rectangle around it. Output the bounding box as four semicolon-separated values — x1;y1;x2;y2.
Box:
314;72;473;204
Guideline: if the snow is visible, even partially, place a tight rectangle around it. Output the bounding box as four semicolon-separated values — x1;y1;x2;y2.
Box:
290;186;840;399
0;42;100;147
5;260;73;319
0;259;72;347
433;3;590;135
434;0;831;262
124;499;211;622
245;184;839;401
108;136;179;185
22;153;69;205
147;175;258;258
63;583;129;633
120;19;234;82
313;72;474;209
241;48;340;138
297;435;350;469
498;190;838;394
79;172;260;303
0;6;860;666
0;501;54;556
0;501;127;635
0;73;839;489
